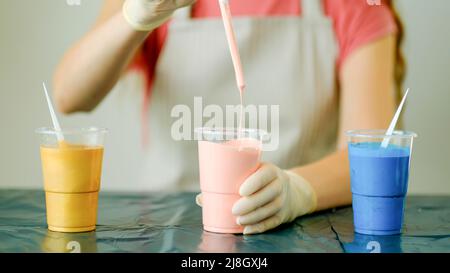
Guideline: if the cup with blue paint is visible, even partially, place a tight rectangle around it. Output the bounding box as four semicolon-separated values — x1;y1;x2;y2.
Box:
346;130;417;235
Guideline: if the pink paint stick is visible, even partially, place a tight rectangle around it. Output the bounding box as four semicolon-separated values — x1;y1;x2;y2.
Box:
218;0;246;94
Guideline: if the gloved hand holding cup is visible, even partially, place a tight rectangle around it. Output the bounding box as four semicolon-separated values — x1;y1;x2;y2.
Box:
195;127;318;235
232;164;317;235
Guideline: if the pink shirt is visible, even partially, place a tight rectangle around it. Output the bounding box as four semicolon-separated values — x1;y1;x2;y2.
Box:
133;0;398;93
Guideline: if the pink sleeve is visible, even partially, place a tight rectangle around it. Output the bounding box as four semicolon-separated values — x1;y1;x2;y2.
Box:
325;0;398;69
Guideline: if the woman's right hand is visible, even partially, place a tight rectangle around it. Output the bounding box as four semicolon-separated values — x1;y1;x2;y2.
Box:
123;0;196;31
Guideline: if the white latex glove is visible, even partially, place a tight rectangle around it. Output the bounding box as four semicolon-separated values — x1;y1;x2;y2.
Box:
232;163;317;235
123;0;196;31
195;163;318;235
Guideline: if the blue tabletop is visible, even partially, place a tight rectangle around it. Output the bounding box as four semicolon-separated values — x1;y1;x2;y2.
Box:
0;190;448;253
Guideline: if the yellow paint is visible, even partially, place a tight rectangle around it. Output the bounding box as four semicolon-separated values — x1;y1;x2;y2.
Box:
40;142;104;233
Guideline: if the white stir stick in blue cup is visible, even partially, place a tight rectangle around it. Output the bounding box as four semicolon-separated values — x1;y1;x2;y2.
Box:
42;82;64;142
381;88;410;148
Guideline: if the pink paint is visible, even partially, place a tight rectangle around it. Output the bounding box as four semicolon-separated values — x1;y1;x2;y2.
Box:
238;89;244;138
196;1;257;234
198;138;262;233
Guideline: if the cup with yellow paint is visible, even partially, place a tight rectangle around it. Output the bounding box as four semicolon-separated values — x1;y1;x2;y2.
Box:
36;127;107;233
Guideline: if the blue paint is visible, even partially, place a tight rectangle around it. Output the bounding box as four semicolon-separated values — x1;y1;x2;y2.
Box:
349;142;411;235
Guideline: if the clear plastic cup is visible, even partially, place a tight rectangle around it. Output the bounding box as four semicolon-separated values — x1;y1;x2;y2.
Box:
346;130;417;235
196;128;266;234
36;127;107;233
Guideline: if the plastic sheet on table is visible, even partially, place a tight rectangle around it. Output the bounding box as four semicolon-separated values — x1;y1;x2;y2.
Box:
0;190;448;253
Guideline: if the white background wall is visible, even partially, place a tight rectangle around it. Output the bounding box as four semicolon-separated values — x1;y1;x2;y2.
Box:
0;0;449;194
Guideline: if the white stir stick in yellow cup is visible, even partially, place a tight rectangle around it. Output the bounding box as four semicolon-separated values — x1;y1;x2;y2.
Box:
42;82;64;142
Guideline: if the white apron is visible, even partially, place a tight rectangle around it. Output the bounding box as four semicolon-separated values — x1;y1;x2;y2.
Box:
137;0;339;191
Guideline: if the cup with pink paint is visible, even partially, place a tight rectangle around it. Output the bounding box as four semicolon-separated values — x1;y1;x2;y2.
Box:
196;128;266;234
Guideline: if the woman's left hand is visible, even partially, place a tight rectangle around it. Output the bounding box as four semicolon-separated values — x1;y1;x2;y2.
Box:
232;163;317;234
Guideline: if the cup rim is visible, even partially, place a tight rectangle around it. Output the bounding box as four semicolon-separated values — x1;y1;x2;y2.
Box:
35;127;108;135
346;129;417;139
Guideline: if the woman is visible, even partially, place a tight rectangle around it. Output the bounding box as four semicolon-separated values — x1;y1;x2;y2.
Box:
53;0;403;234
